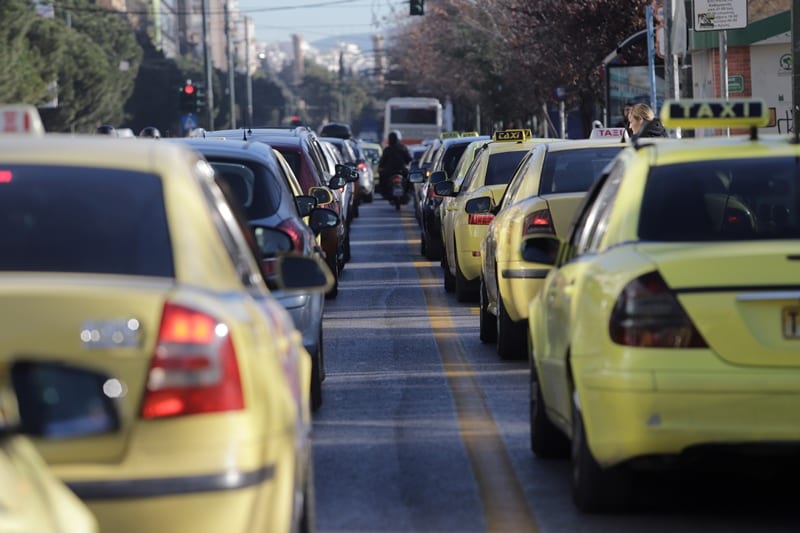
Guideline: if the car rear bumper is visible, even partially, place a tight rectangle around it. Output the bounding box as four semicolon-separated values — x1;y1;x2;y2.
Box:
577;366;800;468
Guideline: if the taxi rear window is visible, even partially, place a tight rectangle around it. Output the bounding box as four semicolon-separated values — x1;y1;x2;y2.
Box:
485;151;527;186
639;158;800;242
539;147;623;194
0;165;173;276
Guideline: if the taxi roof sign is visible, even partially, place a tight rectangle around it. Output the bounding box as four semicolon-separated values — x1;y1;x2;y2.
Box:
589;127;626;139
660;99;768;129
0;104;45;135
440;131;461;139
460;131;479;137
493;129;532;142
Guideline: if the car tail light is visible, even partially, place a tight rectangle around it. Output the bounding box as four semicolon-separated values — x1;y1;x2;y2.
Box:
523;209;554;235
609;271;708;348
277;218;306;253
141;303;244;419
468;213;494;225
357;161;368;171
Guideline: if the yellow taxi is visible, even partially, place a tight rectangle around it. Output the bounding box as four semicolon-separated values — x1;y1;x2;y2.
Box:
0;106;332;532
435;129;545;301
525;99;800;512
480;139;624;359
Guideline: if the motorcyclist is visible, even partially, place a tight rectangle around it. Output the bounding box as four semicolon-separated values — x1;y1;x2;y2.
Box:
377;130;412;200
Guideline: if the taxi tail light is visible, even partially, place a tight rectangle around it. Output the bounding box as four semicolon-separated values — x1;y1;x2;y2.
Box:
609;271;708;348
277;218;305;253
357;161;368;171
523;209;554;235
141;303;244;419
468;213;494;225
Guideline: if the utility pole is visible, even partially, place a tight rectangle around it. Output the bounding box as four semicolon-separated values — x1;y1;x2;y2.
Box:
793;1;799;143
201;0;214;130
245;16;253;127
224;1;236;129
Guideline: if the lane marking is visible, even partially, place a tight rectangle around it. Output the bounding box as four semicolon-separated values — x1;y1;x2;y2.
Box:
401;212;539;532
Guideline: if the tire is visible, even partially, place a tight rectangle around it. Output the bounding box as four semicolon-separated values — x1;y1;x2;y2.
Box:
325;257;339;300
298;452;317;533
442;252;455;293
571;396;632;513
479;278;497;342
530;370;569;458
454;249;477;303
395;200;400;211
343;232;351;264
353;202;359;218
310;341;323;412
364;191;373;203
420;232;427;256
497;294;527;360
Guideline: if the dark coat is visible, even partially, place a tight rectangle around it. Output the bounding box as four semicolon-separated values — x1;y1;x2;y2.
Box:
632;118;668;140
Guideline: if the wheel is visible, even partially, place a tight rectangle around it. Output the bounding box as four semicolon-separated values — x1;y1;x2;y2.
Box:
479;278;497;342
454;248;477;303
395;200;400;211
424;229;442;261
353;202;360;218
530;369;569;458
420;231;427;256
325;257;339;300
442;252;455;293
298;451;317;533
364;191;373;203
497;294;527;360
343;232;351;264
310;341;323;412
571;395;632;512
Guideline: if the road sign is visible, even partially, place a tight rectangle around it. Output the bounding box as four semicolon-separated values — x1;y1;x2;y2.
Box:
181;113;198;133
727;74;744;93
693;0;747;32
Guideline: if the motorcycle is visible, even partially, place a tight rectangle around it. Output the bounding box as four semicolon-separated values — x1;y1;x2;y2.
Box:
389;173;410;210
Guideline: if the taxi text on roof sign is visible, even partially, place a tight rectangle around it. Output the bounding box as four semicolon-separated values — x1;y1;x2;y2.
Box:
660;99;768;129
493;129;532;142
589;127;626;139
0;104;45;135
461;131;479;137
440;131;461;139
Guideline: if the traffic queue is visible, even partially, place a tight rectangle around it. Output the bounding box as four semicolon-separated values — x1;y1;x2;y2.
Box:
0;104;363;533
410;99;800;513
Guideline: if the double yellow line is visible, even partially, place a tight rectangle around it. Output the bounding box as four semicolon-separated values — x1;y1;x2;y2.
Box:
402;214;539;532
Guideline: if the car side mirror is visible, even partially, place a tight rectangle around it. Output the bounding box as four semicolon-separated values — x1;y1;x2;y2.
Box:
11;361;120;439
252;225;294;257
465;196;492;214
433;180;456;197
408;170;424;184
271;255;334;293
295;195;317;217
307;207;340;236
309;186;334;206
520;235;561;266
428;170;447;185
328;175;347;189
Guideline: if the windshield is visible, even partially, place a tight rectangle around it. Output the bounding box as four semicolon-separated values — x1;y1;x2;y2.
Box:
639;158;800;241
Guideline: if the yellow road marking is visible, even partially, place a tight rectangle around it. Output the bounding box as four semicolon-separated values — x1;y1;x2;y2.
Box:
401;214;539;533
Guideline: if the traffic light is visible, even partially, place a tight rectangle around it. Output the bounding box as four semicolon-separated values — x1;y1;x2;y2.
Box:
194;83;206;114
409;0;423;16
179;82;196;114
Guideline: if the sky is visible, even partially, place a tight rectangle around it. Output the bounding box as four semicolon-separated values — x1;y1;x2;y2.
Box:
234;0;406;45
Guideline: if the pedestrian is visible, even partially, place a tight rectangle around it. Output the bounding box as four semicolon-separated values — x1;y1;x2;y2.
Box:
628;103;668;140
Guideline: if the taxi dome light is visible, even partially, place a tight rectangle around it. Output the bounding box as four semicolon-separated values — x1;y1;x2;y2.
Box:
660;98;768;130
493;129;532;142
0;104;45;135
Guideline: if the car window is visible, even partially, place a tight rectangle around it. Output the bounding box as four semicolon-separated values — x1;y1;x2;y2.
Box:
485;150;527;186
501;150;537;209
539;147;623;194
276;149;301;177
573;161;624;256
0;165;173;277
442;144;469;177
459;151;485;193
639;157;800;242
207;160;282;219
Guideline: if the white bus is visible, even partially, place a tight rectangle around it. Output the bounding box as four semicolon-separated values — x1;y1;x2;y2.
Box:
383;97;442;146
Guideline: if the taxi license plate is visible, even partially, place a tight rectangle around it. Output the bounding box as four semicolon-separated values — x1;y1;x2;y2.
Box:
782;306;800;339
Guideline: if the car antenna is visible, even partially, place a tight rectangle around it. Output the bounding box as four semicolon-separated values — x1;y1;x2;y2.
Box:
242;128;248;141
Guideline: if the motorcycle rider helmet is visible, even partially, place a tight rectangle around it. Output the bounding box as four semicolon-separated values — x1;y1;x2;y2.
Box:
95;124;117;136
